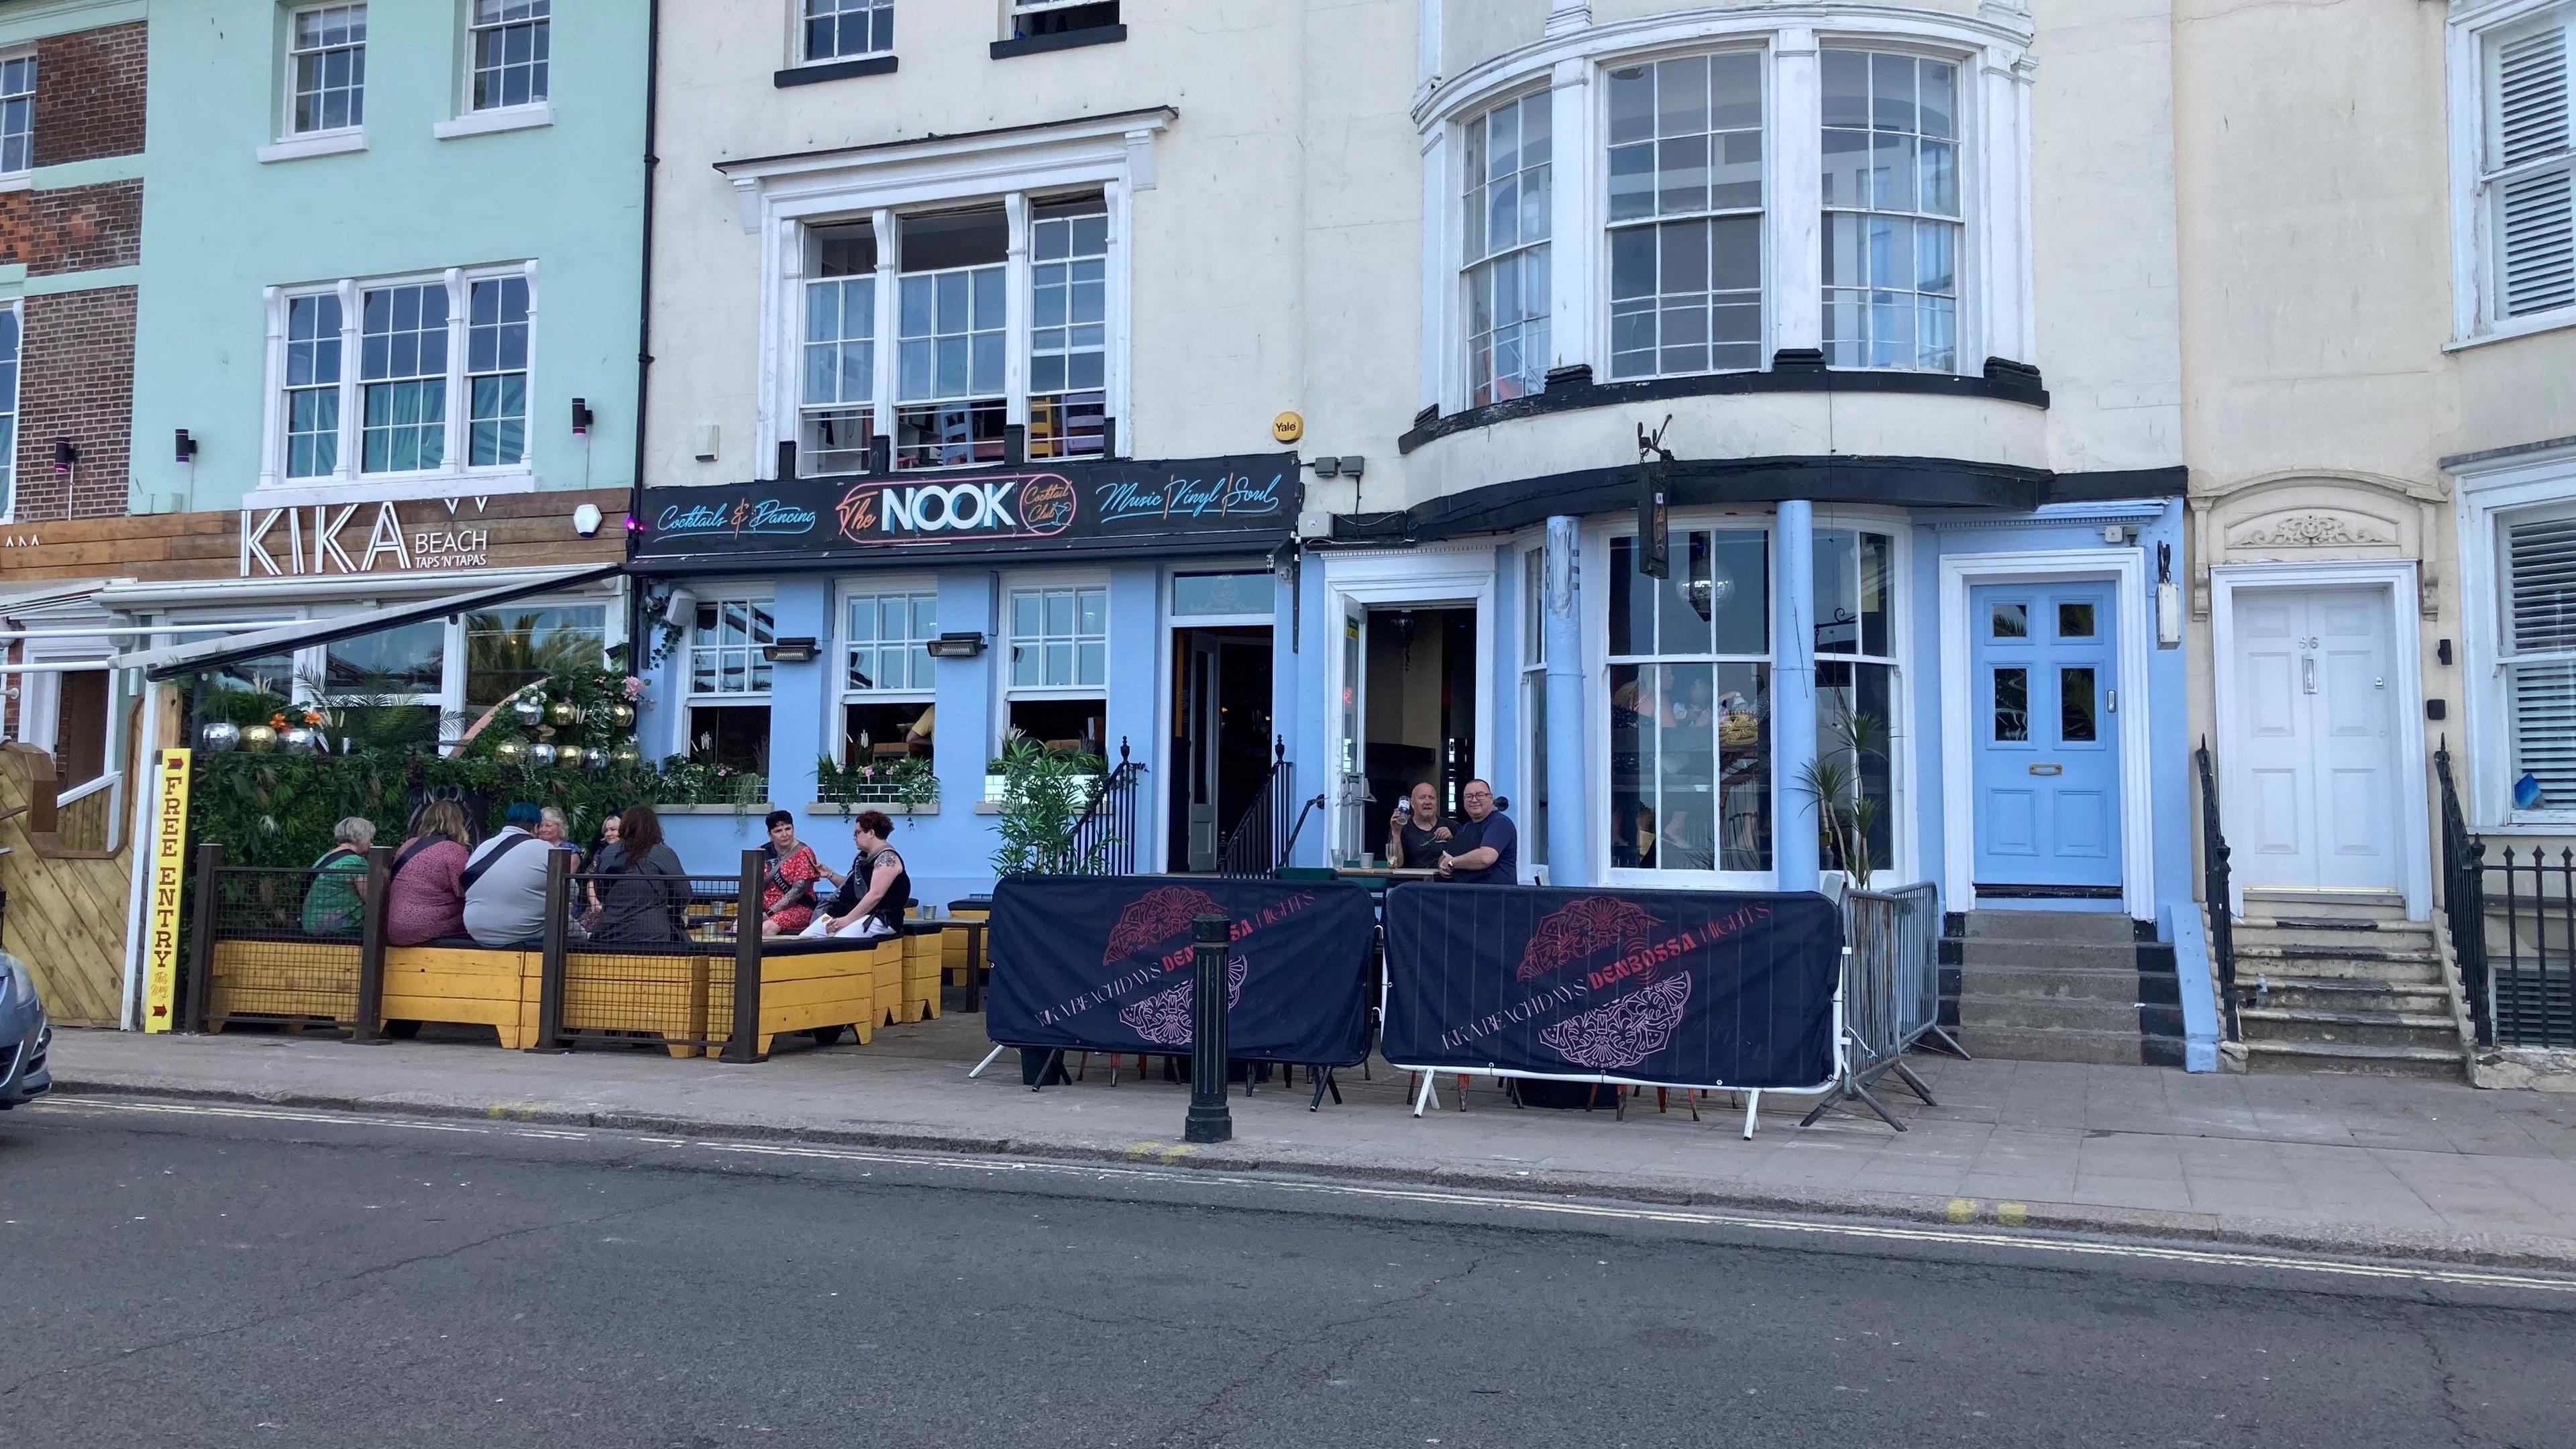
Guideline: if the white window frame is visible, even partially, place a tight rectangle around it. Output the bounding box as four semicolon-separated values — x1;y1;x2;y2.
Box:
0;299;20;524
836;578;938;766
259;263;541;504
1519;541;1550;877
0;49;35;180
1417;14;2033;415
1601;47;1770;385
283;3;368;140
2448;0;2576;346
683;590;777;763
1811;510;1914;885
467;0;549;113
1818;46;1967;373
1000;574;1110;756
2457;441;2576;829
799;0;894;65
730;109;1171;480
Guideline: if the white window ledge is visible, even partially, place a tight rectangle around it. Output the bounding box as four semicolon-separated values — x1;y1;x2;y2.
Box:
0;172;28;194
433;103;553;140
2446;309;2576;353
259;129;368;164
252;468;537;508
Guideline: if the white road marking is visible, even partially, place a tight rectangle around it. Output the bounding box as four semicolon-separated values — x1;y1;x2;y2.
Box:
32;1095;2576;1296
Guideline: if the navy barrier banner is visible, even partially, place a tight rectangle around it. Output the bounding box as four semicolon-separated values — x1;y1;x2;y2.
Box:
986;875;1377;1066
1380;885;1842;1089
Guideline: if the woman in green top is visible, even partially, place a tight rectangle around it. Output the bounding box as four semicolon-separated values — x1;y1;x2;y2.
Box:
302;816;377;937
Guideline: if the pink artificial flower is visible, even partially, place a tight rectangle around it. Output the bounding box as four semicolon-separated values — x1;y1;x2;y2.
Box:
623;676;646;701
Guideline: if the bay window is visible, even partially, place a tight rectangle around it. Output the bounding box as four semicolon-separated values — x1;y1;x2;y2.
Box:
1608;529;1772;875
1004;583;1108;755
788;193;1119;475
1821;50;1962;371
1432;21;2030;413
1464;93;1552;405
842;586;938;771
1605;53;1766;381
688;596;775;773
266;266;539;492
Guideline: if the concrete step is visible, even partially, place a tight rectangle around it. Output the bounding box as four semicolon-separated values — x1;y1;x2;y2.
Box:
2239;975;2452;1016
2238;889;2409;923
1957;962;2143;1006
2242;1038;2463;1080
2234;919;2434;955
1961;910;2138;946
2237;1006;2460;1052
2233;943;2443;984
1955;1024;2145;1067
1956;991;2139;1035
1949;938;2142;971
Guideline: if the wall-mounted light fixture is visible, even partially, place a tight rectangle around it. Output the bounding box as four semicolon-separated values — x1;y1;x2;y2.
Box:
761;636;820;664
926;631;987;659
52;439;77;473
570;398;594;435
174;429;199;464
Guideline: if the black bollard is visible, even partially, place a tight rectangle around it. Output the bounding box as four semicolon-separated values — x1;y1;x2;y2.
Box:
1184;912;1234;1144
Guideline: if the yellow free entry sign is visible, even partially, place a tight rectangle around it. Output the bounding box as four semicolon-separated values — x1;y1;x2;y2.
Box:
142;747;193;1032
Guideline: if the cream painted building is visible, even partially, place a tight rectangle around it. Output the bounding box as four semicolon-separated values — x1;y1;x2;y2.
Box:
631;0;2456;1072
2175;0;2576;1061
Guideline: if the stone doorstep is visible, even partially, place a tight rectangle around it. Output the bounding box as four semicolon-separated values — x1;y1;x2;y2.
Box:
1949;937;2144;971
1953;1024;2149;1067
1955;992;2141;1034
1960;910;2142;945
2243;1039;2468;1080
2236;1006;2465;1052
1955;962;2149;1005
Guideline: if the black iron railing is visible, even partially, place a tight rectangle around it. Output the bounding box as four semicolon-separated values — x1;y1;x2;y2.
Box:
2437;743;2576;1047
1219;739;1293;877
2194;739;2240;1039
2435;744;2493;1044
1065;738;1144;877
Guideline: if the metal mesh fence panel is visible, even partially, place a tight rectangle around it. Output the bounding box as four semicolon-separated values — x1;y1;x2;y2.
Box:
557;872;744;1055
205;866;364;1032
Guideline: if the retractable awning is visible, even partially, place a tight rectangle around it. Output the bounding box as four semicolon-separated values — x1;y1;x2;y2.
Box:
125;563;623;682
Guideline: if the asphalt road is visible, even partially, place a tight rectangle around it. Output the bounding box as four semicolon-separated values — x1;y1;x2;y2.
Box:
1;1097;2569;1448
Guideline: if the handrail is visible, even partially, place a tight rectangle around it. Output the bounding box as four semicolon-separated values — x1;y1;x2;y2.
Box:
0;743;121;861
1063;737;1143;875
1218;739;1292;877
2192;738;2240;1040
2434;741;2494;1045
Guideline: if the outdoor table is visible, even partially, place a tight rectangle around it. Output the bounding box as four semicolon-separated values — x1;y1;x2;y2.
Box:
953;918;988;1013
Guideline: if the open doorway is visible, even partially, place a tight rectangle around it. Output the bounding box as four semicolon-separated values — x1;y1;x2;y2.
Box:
1167;625;1275;871
1358;606;1477;851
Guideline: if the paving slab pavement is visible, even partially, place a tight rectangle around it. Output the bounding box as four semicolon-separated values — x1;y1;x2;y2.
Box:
31;1018;2576;1270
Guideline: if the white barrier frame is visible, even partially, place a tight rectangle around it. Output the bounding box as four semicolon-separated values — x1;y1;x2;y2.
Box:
1380;947;1852;1138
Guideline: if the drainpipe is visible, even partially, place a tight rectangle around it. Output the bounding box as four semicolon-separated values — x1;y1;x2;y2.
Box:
1774;498;1819;892
625;0;663;665
1542;515;1593;885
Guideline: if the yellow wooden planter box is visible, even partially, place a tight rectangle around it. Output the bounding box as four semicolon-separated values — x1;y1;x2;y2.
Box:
375;945;540;1049
561;950;716;1058
206;938;362;1031
900;928;941;1023
706;943;883;1057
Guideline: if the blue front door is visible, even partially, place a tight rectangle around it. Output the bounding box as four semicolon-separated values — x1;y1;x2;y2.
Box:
1970;583;2121;891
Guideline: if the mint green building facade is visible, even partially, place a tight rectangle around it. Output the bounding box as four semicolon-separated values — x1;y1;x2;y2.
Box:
127;1;647;515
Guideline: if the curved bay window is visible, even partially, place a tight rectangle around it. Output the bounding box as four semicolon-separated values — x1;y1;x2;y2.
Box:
1813;529;1898;876
1609;529;1771;875
1821;50;1962;371
894;209;1008;469
802;223;877;474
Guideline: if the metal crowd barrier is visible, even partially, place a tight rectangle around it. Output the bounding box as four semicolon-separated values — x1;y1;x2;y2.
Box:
1799;880;1964;1131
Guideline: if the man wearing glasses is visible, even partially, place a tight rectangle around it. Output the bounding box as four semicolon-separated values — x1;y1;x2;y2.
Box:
1437;779;1517;885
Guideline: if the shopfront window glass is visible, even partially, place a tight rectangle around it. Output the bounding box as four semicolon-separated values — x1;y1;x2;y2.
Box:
1814;529;1898;877
464;606;606;710
1609;529;1770;873
324;617;445;746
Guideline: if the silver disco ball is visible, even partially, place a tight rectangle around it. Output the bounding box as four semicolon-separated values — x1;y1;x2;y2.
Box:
512;695;547;728
197;720;241;754
282;727;323;754
527;743;558;767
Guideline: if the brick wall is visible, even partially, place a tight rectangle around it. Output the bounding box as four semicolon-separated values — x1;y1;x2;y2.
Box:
31;21;146;168
10;286;136;521
0;180;142;276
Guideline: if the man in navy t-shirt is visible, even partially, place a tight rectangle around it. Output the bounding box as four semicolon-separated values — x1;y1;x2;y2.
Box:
1438;779;1517;884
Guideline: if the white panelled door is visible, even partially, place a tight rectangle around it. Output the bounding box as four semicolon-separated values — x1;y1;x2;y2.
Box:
2231;587;2402;892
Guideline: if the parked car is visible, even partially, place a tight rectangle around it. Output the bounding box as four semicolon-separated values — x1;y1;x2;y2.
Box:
0;951;52;1110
